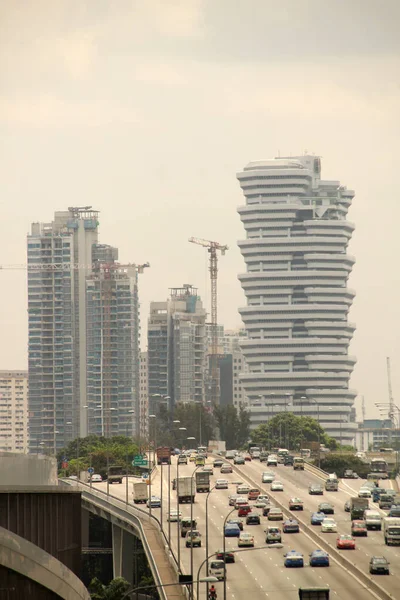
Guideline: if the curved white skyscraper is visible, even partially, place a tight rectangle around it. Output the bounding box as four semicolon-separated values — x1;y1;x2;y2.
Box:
237;155;357;444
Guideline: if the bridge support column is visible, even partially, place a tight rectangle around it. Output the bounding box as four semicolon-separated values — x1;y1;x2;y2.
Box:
81;509;90;548
112;524;135;585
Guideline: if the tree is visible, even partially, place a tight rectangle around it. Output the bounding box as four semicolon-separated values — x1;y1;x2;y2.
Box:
213;404;250;450
320;454;368;478
154;403;216;448
89;576;130;600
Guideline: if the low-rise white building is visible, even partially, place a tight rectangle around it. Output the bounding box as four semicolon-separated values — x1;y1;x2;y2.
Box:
0;370;29;453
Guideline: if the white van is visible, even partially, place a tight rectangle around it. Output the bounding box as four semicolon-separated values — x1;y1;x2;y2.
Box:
364;510;382;530
209;559;226;580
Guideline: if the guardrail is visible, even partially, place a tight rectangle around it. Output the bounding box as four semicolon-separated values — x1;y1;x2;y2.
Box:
63;478;187;600
229;461;395;600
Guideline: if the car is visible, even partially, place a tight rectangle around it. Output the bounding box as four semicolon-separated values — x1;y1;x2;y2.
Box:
372;488;386;502
90;474;103;482
265;526;282;544
258;494;269;503
237;484;250;495
238;505;252;517
267;456;278;467
268;508;283;521
309;484;324;495
215;479;229;489
178;455;188;465
213;458;224;467
209;559;226;580
289;498;303;511
358;487;372;498
284;550;304;568
235;497;249;509
351;520;368;537
147;496;161;508
225;451;236;460
310;512;326;525
244;454;252;461
369;556;390;575
344;500;351;512
68;475;78;480
283;519;300;533
318;502;334;515
336;534;356;549
229;494;240;506
203;465;213;474
185;530;201;547
189;453;197;462
284;455;294;466
262;471;275;483
271;481;284;492
216;549;235;563
246;513;261;525
172;478;177;490
309;549;330;567
224;523;241;537
238;532;254;547
220;464;233;474
248;488;260;500
254;500;268;509
343;469;358;479
227;518;243;531
167;510;182;522
234;455;245;465
321;518;337;533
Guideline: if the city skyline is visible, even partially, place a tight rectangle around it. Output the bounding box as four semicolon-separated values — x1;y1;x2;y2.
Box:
0;1;399;421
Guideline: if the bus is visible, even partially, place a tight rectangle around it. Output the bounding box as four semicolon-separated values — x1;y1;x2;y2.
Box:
300;449;311;459
370;458;388;474
277;448;289;463
197;446;207;457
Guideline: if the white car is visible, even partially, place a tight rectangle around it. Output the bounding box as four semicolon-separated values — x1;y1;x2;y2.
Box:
237;484;251;495
358;488;372;498
167;510;182;522
238;532;254;547
262;471;275;483
91;474;103;483
321;518;337;533
271;481;284;492
215;479;229;489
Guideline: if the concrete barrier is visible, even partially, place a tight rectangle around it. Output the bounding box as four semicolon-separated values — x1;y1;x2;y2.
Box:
0;451;58;485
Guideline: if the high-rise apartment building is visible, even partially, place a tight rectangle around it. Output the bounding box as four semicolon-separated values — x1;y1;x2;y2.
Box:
27;208;142;452
147;285;206;414
0;371;29;453
237;156;356;444
86;251;141;438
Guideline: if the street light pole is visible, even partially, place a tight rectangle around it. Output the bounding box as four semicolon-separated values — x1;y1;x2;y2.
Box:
187;437;197;600
148;414;156;519
176;426;186;570
223;507;236;600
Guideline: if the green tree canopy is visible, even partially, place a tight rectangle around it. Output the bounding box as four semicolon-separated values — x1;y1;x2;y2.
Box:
153;403;216;448
214;404;250;450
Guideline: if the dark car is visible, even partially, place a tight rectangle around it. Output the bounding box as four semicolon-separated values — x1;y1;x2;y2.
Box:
284;455;294;466
216;549;235;563
343;469;358;479
318;502;334;515
227;518;243;531
262;504;273;517
311;512;326;525
213;458;224;467
309;549;330;567
234;455;245;465
246;513;261;525
224;524;241;538
344;500;351;512
309;484;323;495
369;556;390;575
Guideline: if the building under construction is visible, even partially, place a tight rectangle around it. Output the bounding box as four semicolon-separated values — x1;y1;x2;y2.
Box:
147;285;206;415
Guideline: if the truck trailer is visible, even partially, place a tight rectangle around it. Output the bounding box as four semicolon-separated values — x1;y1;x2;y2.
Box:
299;588;330;600
133;482;148;504
177;477;196;504
195;471;210;493
156;447;172;465
383;517;400;545
350;497;369;521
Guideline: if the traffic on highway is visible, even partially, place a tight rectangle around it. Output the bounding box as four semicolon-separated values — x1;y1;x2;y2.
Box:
92;447;400;599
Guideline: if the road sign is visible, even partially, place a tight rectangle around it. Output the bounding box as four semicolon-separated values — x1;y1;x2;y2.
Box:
133;456;148;467
88;467;94;475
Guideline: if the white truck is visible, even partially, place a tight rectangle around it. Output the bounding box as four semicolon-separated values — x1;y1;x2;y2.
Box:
364;510;382;531
383;517;400;545
325;474;339;492
177;476;196;504
133;482;148;504
293;457;305;471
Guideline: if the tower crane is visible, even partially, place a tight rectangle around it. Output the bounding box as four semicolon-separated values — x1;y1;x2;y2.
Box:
188;237;228;406
387;357;395;428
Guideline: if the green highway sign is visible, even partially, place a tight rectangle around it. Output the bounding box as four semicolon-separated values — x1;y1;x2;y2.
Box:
132;455;148;467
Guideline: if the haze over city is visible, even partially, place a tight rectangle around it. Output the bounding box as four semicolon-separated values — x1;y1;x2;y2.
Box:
1;0;399;420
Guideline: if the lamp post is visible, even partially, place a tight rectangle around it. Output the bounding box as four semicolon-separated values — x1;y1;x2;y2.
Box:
176;426;186;570
223;507;236;600
148;414;157;519
187;436;197;600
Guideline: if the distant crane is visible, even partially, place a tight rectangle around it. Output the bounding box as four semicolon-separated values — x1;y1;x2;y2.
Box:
387;357;395;428
188;237;228;406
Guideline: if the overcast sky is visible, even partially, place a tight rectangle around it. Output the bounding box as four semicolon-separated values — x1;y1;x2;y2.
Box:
1;0;399;420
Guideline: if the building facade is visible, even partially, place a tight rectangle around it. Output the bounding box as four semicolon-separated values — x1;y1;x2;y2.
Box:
147;285;206;414
139;352;148;437
355;419;400;452
0;371;29;453
237;156;357;443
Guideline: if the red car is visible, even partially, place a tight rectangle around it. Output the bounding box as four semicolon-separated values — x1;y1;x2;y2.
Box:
238;504;252;517
351;520;367;537
248;488;260;501
244;454;252;461
336;534;356;549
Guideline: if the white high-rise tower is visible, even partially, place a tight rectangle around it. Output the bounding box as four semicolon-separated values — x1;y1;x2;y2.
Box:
236;156;357;444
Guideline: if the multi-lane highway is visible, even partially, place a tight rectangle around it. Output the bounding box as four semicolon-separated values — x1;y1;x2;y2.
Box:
94;455;400;599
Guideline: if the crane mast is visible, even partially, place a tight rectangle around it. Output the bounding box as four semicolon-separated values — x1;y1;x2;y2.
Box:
387;357;395;428
189;237;228;406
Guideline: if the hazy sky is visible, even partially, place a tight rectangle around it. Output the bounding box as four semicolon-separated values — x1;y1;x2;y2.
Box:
1;1;399;420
